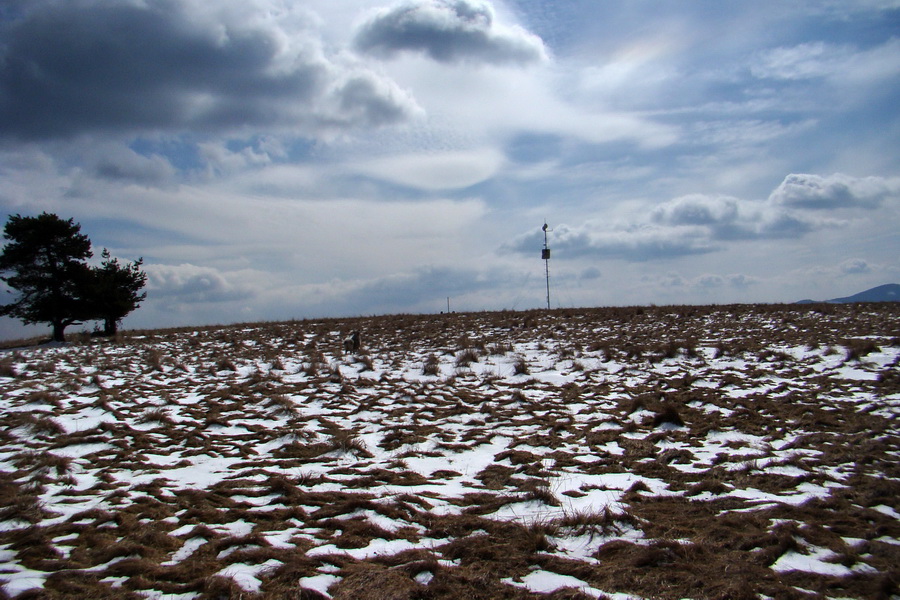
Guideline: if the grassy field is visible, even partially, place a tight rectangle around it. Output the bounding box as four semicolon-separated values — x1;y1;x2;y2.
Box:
0;303;898;600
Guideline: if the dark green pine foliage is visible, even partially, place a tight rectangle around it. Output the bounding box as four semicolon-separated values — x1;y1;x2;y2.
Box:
0;213;93;342
90;249;147;336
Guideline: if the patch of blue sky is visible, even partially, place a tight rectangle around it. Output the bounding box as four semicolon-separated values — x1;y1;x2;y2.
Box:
129;136;203;173
505;132;567;164
81;218;204;260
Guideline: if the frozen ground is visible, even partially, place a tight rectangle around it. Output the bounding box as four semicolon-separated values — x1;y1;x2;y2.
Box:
0;304;898;599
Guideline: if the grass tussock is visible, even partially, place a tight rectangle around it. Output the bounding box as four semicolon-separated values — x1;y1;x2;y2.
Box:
454;348;479;369
844;338;881;361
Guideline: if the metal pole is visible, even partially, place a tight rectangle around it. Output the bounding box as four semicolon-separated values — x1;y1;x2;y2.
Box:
542;223;550;310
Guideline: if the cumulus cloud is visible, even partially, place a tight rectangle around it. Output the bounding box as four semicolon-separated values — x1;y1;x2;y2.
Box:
78;143;177;187
839;258;872;275
798;258;896;287
353;0;547;65
651;194;742;233
725;273;758;289
504;222;717;262
145;263;253;304
198;141;274;177
769;173;900;210
651;193;816;241
506;172;894;263
695;273;758;290
753;209;817;239
640;272;758;296
327;70;424;128
0;0;420;140
695;274;726;289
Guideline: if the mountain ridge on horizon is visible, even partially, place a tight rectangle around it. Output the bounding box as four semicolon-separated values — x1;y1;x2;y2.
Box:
797;283;900;304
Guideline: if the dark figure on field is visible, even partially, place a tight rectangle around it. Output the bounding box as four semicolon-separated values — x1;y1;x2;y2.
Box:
343;330;361;353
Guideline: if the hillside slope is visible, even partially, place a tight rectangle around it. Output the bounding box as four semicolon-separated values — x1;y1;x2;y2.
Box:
1;304;898;600
829;283;900;303
798;283;900;304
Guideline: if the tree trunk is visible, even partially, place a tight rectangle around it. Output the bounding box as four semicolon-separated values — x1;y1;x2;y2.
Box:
52;321;66;342
103;317;118;337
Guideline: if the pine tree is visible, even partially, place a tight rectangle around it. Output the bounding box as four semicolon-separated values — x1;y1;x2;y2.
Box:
89;249;147;336
0;213;93;342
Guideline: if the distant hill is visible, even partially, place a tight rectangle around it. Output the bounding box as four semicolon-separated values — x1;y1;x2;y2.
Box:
797;283;900;304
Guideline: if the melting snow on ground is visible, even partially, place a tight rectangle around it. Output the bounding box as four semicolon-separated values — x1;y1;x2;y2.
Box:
0;304;898;599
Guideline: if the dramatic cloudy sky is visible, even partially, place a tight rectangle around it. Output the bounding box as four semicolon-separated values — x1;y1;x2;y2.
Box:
1;0;899;338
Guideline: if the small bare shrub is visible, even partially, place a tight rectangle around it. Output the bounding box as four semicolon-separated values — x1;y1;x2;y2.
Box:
455;348;479;368
358;354;375;372
328;363;344;383
422;354;440;376
17;413;65;436
480;369;502;384
623;345;643;360
140;407;172;425
521;481;560;506
625;480;650;495
0;357;18;378
486;342;512;355
0;491;48;524
329;433;372;458
512;356;529;375
214;356;237;372
652;403;685;427
844;339;880;362
553;506;635;538
267;394;298;417
12;450;73;476
557;346;576;359
658;448;694;465
589;342;615;361
686;478;729;496
35;360;56;373
145;348;165;371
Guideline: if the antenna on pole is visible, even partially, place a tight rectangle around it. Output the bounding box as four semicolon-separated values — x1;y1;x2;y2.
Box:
541;222;551;310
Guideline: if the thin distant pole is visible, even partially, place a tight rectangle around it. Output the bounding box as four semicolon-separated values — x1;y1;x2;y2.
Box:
447;297;450;313
542;223;551;310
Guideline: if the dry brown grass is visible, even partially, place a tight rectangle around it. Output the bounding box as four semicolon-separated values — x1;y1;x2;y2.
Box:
0;303;898;599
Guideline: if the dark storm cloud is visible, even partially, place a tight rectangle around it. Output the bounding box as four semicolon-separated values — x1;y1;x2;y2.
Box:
353;0;546;65
0;0;418;140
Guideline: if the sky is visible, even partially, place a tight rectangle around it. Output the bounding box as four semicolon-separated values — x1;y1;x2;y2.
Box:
1;0;899;339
